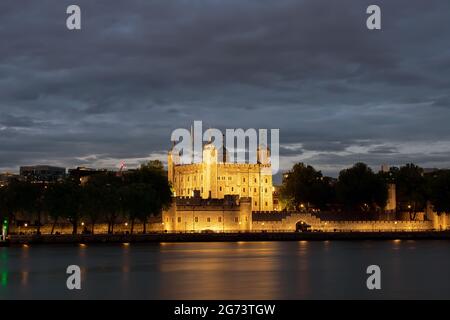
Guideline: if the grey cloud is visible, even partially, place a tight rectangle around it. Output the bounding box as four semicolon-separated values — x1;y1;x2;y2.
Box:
1;0;450;175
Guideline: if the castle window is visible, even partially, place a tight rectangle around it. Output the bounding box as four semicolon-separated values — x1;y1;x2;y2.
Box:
166;217;169;222
234;217;239;223
201;187;203;192
228;177;232;180
265;178;268;183
218;177;220;180
220;186;222;191
265;202;268;206
231;187;234;192
218;217;222;222
254;178;257;183
254;201;257;206
245;216;248;222
265;188;267;193
243;188;245;192
195;217;198;223
177;217;181;223
243;178;246;182
254;188;257;193
187;177;189;182
207;217;211;222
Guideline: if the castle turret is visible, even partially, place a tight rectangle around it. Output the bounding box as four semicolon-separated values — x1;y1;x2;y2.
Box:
167;149;174;186
257;145;270;165
202;143;218;198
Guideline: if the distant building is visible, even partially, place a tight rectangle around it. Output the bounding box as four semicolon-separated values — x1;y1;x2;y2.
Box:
68;167;109;184
0;173;20;187
20;165;66;183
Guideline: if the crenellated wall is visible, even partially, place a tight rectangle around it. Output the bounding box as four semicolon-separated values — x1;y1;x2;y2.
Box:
161;196;253;233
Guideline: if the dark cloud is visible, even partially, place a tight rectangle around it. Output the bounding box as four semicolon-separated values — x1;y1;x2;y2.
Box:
1;0;450;176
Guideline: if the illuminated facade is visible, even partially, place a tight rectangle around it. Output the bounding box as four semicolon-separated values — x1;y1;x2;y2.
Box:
168;142;274;211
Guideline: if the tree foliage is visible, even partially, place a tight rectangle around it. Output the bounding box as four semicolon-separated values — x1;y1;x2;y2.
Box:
429;170;450;214
336;163;387;213
280;163;334;210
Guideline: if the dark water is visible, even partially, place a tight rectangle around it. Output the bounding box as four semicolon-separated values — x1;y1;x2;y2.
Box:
1;240;450;299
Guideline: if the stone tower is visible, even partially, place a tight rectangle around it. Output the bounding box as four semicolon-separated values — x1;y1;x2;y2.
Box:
202;143;218;198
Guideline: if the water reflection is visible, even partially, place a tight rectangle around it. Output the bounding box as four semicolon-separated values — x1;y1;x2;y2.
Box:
0;241;449;299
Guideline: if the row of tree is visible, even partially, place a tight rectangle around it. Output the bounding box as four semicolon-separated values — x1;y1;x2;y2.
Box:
280;162;450;217
0;161;172;235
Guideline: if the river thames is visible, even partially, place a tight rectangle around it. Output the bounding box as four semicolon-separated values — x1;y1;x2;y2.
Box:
1;240;449;299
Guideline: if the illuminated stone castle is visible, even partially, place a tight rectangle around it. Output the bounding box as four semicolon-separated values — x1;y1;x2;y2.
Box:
168;142;274;211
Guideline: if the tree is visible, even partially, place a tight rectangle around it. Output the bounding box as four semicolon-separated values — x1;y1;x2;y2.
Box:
45;179;82;234
395;164;427;220
280;163;334;210
336;163;387;213
429;170;450;214
120;183;157;234
121;161;172;232
18;182;46;234
79;172;124;234
0;185;16;230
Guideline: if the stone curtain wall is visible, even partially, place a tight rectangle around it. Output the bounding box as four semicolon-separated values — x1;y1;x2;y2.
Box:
252;212;436;232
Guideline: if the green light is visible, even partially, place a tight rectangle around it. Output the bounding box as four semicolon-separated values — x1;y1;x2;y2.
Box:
1;271;7;287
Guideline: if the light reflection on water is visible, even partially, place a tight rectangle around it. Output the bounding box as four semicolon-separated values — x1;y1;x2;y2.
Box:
0;240;450;299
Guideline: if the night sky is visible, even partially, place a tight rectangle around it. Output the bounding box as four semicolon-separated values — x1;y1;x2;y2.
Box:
1;0;450;178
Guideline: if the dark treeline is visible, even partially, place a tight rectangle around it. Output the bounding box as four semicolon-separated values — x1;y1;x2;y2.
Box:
280;162;450;217
0;161;172;235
